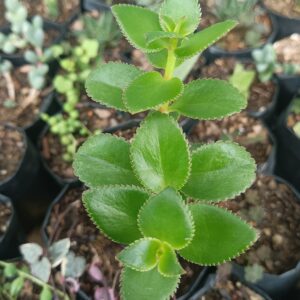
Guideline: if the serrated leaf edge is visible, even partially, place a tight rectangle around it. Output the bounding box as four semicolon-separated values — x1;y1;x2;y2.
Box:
82;185;150;245
159;0;202;36
73;133;133;187
171;78;247;120
181;141;257;203
178;203;260;266
181;140;257;202
175;20;237;60
85;61;144;112
129;112;192;193
136;188;195;250
122;71;184;114
112;4;164;53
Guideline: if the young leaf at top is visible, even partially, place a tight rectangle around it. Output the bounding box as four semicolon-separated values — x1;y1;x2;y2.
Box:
130;112;190;193
138;188;194;250
121;267;180;300
182;142;256;202
175;20;237;58
73;134;140;188
159;0;201;36
171;79;246;120
179;204;257;265
117;238;162;271
158;243;184;277
112;5;164;52
83;186;149;244
145;31;181;48
85;62;143;111
124;72;183;113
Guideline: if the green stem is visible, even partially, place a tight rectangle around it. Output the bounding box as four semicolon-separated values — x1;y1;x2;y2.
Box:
160;41;178;113
0;261;69;300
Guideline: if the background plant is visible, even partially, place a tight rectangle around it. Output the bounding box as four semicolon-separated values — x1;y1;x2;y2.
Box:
72;1;258;299
42;39;99;161
0;238;85;300
211;0;267;47
253;44;300;82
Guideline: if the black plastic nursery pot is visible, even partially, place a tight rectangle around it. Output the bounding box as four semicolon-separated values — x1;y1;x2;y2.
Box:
0;124;61;230
187;266;272;300
232;262;300;300
261;1;300;39
0;19;66;67
0;194;25;260
207;14;278;62
275;74;300;102
80;0;110;13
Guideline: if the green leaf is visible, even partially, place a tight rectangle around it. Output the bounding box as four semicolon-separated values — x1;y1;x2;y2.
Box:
145;31;181;48
85;62;143;111
171;79;246;120
83;186;149;244
112;5;163;52
175;20;237;58
159;0;201;36
117;238;162;271
130;112;190;192
40;287;52;300
74;134;140;187
179;204;257;265
121;267;180;300
124;72;183;113
182;142;256;202
10;277;24;297
139;188;194;249
3;263;17;277
147;49;183;69
158;243;184;277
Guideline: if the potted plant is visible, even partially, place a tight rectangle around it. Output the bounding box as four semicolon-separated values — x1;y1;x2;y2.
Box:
203;0;278;59
222;174;300;300
253;38;300;99
0;0;65;67
262;0;300;38
72;0;259;299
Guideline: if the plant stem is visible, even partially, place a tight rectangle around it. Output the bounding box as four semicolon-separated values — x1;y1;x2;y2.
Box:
159;41;178;113
0;261;69;300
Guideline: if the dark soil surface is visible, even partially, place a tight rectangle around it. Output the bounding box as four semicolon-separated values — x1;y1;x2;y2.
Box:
41;105;132;180
200;58;276;114
46;187;203;299
202;264;264;300
0;125;25;182
223;175;300;275
0;68;49;128
188;112;272;165
264;0;300;18
200;3;272;51
0;201;12;237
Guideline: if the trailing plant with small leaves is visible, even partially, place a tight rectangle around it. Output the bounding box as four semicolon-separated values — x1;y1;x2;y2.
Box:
73;1;258;299
42;39;99;161
0;238;85;300
253;44;300;82
0;239;86;299
212;0;267;47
